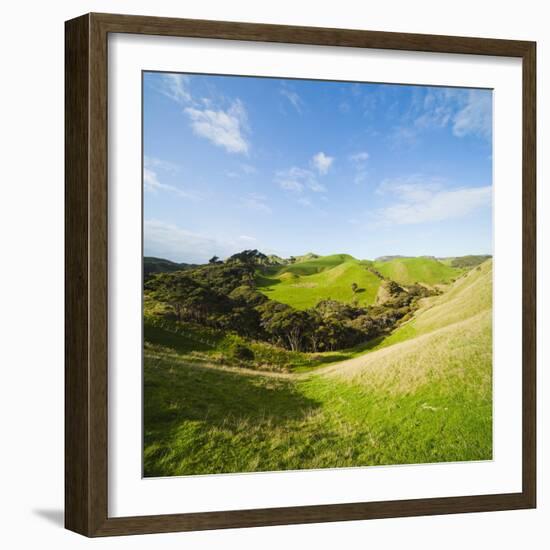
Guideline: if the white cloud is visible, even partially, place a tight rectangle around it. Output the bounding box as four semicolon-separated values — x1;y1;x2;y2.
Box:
160;73;192;105
349;151;370;184
143;166;163;192
389;125;419;148
280;87;304;114
145;223;270;263
311;152;334;175
413;88;492;140
349;151;370;163
143;161;202;200
374;176;491;225
275;167;326;193
242;193;272;214
184;99;249;154
156;74;251;155
239;235;257;243
144;220;238;264
413;88;458;130
144;156;179;172
297;197;312;207
453;90;492;139
226;163;257;179
240;163;256;175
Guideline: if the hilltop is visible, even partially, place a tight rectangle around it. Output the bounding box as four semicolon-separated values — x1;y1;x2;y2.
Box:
326;258;493;379
372;256;458;286
144;256;194;280
256;253;464;309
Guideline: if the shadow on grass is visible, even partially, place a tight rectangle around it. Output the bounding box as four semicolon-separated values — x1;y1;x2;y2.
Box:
145;359;320;428
143;358;321;477
144;323;214;353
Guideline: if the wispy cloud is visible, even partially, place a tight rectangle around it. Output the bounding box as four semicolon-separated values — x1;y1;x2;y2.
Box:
156;74;251;155
240;163;256;175
393;88;492;146
297;197;313;207
349;150;370;184
242;193;272;214
389;125;420;148
452;90;492;139
226;163;257;179
145;220;253;264
239;234;257;243
144;155;179;172
275;167;326;194
374;175;491;225
280;85;304;114
349;151;369;163
311;152;334;175
143;158;202;200
159;73;192;105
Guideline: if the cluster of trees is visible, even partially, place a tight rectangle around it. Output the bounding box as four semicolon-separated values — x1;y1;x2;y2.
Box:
145;251;436;354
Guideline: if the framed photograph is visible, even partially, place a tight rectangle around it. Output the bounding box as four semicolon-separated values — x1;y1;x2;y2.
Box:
65;13;536;537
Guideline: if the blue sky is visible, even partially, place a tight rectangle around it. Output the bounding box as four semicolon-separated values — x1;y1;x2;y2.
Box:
143;72;492;264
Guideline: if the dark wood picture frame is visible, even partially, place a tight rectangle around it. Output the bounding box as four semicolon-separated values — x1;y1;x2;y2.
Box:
65;12;536;537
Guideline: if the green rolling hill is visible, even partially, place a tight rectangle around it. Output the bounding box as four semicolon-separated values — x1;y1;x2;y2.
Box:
144;260;493;475
372;256;460;286
256;253;463;309
256;255;380;309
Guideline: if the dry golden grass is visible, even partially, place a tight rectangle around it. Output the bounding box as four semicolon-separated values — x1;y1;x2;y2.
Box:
324;309;491;396
324;259;493;398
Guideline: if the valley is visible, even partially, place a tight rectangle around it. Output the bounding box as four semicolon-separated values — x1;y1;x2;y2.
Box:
143;252;492;476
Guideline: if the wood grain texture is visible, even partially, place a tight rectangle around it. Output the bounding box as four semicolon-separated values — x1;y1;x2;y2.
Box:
521;42;537;508
65;12;537;537
65;14;91;535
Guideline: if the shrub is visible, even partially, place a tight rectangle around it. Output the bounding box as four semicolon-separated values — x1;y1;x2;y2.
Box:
231;343;255;362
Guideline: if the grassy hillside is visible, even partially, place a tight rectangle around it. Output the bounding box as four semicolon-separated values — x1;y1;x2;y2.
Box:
373;256;460;286
256;254;464;310
144;260;493;476
366;259;492;350
257;254;380;309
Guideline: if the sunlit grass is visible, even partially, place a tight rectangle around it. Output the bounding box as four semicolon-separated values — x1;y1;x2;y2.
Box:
143;260;493;476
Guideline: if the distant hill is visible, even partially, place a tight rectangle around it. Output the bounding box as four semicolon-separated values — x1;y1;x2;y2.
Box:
291;252;320;263
255;253;467;310
144;257;193;280
330;259;493;382
256;253;379;309
372;257;459;286
442;255;492;269
375;255;410;262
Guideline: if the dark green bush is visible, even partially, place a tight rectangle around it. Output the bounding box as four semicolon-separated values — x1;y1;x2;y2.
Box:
231;343;255;361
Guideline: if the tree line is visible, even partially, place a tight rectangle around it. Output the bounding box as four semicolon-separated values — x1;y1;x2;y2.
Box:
145;249;436;353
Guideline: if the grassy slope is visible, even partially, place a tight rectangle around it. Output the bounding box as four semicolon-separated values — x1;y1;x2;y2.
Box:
144;261;493;476
373;257;460;286
256;254;379;309
257;254;462;310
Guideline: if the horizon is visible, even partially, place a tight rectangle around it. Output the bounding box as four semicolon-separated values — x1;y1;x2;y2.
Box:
145;250;492;265
144;72;493;264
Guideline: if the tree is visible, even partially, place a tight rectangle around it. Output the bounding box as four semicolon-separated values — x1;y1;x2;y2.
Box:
351;282;358;294
145;272;200;321
208;255;222;264
262;309;313;352
227;249;268;266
